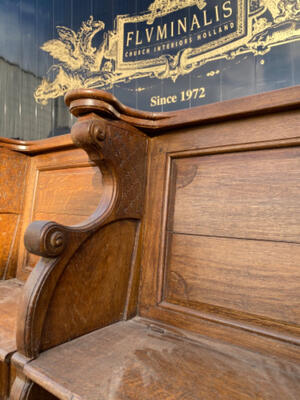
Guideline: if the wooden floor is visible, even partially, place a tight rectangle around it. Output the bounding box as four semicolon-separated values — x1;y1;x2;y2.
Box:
0;279;23;361
24;319;300;400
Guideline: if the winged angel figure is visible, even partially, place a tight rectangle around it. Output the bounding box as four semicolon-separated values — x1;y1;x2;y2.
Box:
35;16;109;105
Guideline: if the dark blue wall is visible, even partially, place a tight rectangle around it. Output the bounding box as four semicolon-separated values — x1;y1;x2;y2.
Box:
0;0;299;140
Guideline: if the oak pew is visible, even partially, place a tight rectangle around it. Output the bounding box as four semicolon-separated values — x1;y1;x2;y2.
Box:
0;136;103;399
7;86;300;399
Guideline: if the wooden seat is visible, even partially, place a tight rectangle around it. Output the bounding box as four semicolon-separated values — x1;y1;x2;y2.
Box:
0;280;23;358
5;86;300;400
23;319;300;400
0;279;23;395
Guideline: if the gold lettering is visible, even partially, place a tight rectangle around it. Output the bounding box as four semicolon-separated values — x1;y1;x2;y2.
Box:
215;5;220;22
145;27;154;42
150;96;157;107
177;18;187;35
171;21;174;37
126;31;134;47
136;30;143;45
203;10;212;26
157;24;167;40
190;14;200;31
223;1;233;18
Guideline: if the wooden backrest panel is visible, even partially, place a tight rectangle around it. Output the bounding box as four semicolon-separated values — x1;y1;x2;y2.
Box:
0;149;28;279
16;147;103;280
170;148;300;242
139;108;300;351
165;148;300;324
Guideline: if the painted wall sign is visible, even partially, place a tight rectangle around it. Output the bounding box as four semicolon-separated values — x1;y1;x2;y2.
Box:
34;0;300;107
0;0;299;140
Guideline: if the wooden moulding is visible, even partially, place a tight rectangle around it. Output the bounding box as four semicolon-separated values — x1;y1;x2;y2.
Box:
65;85;300;133
0;135;74;155
1;84;299;155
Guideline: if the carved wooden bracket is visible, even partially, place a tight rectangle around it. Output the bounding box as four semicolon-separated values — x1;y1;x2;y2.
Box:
18;93;148;359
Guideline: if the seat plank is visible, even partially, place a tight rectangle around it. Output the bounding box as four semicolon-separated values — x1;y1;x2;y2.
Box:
0;279;23;360
24;319;300;400
0;279;23;399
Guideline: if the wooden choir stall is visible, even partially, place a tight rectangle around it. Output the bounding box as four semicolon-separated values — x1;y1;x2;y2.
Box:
0;86;299;399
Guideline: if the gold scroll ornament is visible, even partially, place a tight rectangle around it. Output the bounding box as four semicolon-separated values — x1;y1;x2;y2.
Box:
35;0;300;105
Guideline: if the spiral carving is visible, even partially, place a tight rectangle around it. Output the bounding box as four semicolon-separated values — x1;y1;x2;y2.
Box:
91;121;106;143
44;225;67;257
24;221;67;258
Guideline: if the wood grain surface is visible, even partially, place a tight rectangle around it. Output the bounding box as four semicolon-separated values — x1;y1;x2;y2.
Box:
0;280;23;399
34;166;102;218
25;319;300;400
0;280;23;360
170;148;300;242
165;233;300;324
40;220;138;351
14;114;148;361
0;149;28;279
5;87;300;400
0;149;28;214
139;89;300;354
16;147;103;280
0;134;73;155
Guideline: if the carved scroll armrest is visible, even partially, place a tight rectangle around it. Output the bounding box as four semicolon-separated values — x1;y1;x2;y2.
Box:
17;90;148;360
24;221;67;258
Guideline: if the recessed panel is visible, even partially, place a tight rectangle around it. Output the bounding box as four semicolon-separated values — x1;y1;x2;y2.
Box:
165;233;300;325
34;166;103;218
0;150;27;213
165;147;300;326
24;166;103;271
170;148;300;243
0;214;19;278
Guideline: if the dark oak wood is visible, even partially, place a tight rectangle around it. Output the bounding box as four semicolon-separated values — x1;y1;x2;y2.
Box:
2;86;300;399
